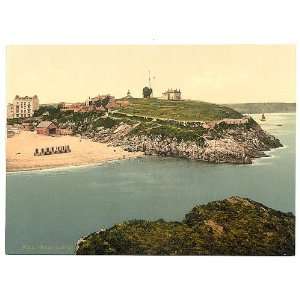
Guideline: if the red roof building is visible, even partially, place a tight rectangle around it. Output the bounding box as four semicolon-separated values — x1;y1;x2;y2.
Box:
36;121;58;135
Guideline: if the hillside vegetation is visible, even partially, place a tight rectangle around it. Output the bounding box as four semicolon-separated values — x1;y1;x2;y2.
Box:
119;98;242;121
76;196;295;256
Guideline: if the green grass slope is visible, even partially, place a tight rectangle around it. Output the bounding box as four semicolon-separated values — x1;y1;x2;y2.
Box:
118;98;242;121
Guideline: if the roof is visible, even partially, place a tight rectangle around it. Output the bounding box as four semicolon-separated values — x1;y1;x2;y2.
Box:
163;89;181;94
37;121;55;128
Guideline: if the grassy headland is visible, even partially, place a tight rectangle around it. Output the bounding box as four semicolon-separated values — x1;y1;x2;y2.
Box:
118;98;242;121
9;99;281;164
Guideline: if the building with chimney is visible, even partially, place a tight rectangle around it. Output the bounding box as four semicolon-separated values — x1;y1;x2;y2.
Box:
162;89;182;101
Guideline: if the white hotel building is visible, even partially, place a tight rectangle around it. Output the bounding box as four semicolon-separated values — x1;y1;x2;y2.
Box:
9;95;40;118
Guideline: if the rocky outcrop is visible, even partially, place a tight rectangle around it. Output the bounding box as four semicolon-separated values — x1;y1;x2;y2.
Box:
87;118;281;164
75;196;295;256
67;116;282;164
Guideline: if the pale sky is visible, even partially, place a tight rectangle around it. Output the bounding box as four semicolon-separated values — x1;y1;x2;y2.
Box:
6;45;296;104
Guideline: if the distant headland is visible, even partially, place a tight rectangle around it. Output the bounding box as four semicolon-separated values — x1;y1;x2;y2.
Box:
225;102;296;114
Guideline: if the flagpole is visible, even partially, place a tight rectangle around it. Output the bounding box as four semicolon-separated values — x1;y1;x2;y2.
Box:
148;70;151;89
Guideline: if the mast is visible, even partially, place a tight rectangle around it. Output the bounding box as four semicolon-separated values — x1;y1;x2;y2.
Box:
148;70;154;97
148;70;151;89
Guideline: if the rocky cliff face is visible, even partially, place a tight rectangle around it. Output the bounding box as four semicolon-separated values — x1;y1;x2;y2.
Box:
75;196;295;256
80;117;282;164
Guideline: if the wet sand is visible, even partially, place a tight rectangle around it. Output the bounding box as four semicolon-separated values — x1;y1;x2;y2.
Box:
6;131;143;172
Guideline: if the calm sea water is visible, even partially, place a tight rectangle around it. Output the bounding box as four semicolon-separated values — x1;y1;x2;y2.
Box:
6;113;295;254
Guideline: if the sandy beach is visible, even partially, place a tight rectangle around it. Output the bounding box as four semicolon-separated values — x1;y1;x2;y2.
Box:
6;131;143;172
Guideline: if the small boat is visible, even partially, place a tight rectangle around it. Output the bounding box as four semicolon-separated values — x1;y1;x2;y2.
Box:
260;113;266;121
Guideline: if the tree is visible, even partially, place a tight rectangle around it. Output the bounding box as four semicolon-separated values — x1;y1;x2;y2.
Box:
101;96;110;108
143;87;152;98
95;99;103;107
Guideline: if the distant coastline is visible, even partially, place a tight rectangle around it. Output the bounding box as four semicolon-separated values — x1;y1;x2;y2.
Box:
224;102;296;114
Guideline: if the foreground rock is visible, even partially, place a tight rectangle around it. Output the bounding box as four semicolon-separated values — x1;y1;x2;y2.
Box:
75;196;295;255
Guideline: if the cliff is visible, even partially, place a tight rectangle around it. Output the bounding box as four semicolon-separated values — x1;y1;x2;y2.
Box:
80;115;282;164
75;196;295;256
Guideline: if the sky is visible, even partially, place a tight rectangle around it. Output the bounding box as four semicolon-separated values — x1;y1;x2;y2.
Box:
6;45;296;104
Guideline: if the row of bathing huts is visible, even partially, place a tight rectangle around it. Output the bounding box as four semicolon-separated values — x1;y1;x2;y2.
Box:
34;145;71;156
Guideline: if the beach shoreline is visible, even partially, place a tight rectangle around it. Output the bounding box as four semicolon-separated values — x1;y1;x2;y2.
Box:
6;156;142;174
6;131;143;173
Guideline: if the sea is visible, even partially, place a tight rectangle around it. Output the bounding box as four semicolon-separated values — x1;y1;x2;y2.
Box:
6;113;296;254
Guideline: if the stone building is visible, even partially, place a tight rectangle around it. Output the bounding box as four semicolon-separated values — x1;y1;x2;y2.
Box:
59;128;73;135
60;102;87;113
162;89;182;101
85;94;117;110
12;95;39;118
85;94;114;106
7;103;14;119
